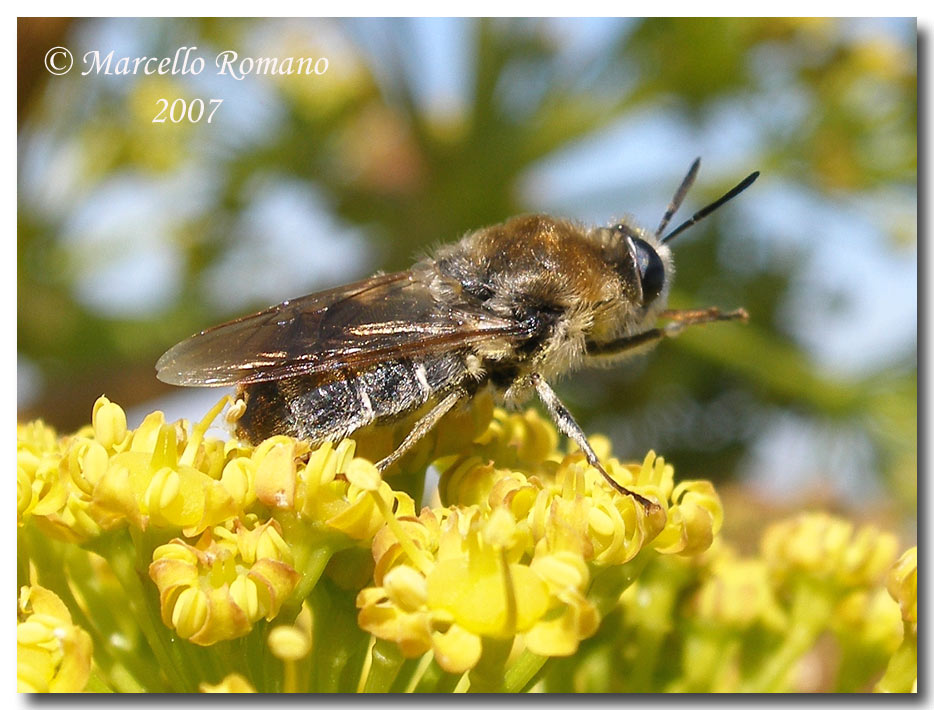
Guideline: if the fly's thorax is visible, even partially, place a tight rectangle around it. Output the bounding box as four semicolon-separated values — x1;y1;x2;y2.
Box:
437;215;625;307
433;214;666;380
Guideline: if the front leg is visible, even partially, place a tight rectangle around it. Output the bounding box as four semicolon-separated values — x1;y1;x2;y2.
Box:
586;306;747;358
530;373;661;513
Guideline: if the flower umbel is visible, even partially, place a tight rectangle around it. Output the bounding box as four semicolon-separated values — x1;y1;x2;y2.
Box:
357;432;722;687
17;397;913;693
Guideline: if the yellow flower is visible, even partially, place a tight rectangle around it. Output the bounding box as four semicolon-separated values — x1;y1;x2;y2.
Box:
652;480;723;556
691;546;786;631
149;519;300;645
17;420;114;542
876;546;918;693
253;436;308;510
473;407;560;469
17;585;93;693
887;546;917;634
359;503;559;674
17;421;68;525
427;509;550;640
269;624;312;661
283;438;402;542
92;398;239;535
360;482;618;671
833;588;902;654
762;512;899;592
92;396;128;450
19;396;735;690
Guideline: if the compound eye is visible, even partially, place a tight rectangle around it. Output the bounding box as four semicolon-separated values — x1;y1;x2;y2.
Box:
631;237;665;305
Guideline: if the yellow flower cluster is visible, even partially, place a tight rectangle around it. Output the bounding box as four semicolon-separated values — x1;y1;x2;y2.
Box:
356;407;723;676
690;543;787;632
762;512;899;592
610;511;912;694
250;435;398;541
17;396;414;546
18;397;241;540
17;396;421;653
149;518;300;645
20;396;912;693
17;586;93;692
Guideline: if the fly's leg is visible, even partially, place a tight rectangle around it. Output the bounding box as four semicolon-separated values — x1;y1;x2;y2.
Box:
659;306;748;330
585;307;747;358
530;373;661;513
375;388;467;472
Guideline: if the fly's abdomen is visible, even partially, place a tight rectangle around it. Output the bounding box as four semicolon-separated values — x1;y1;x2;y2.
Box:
235;352;470;444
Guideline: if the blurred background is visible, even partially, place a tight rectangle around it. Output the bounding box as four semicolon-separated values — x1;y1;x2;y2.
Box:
17;18;916;543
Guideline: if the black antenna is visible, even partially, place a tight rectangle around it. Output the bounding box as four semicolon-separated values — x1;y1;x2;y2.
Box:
655;157;701;237
662;170;760;244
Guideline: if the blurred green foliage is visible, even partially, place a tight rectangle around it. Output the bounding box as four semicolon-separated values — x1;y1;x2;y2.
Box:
17;18;916;530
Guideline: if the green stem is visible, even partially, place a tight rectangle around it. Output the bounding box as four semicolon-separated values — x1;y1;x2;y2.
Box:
413;658;462;693
589;551;654;616
876;633;917;693
626;625;665;692
94;662;147;693
23;527;164;691
621;557;693;691
17;531;31;589
84;670;116;693
740;579;835;692
276;515;347;614
389;655;430;692
306;577;371;692
63;539;165;689
93;530;195;691
294;542;339;602
467;636;513;693
666;628;734;692
435;668;466;692
503;648;549;692
363;639;405;693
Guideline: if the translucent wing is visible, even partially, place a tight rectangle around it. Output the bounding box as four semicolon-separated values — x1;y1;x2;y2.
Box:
156;271;529;386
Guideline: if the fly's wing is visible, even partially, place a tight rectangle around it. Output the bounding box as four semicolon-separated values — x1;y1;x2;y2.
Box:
156;271;529;386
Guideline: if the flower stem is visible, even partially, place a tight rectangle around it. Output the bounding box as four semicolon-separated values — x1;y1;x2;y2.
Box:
876;631;917;693
362;639;405;693
392;655;432;692
306;577;371;692
23;527;164;691
412;658;463;693
94;530;196;691
503;648;548;692
740;578;835;692
589;550;654;616
467;637;513;692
